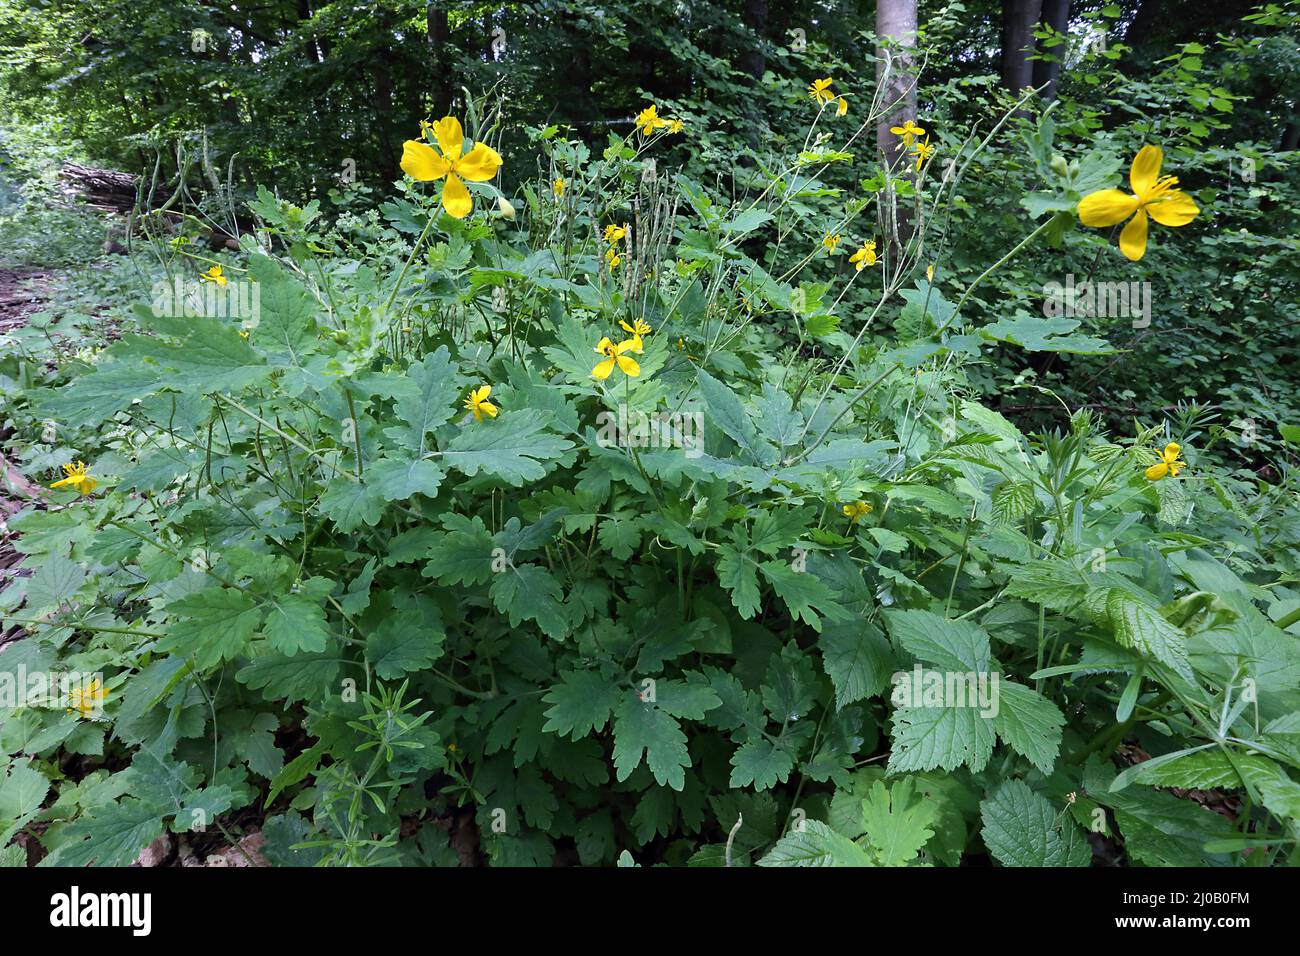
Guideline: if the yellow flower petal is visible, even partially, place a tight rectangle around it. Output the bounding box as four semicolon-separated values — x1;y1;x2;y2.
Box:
1077;189;1139;227
1146;191;1199;227
431;116;464;162
441;173;472;219
400;139;450;181
616;354;640;377
1145;462;1169;481
1162;442;1181;463
592;357;616;380
455;143;503;182
480;401;498;419
1129;144;1163;198
1118;208;1149;261
595;336;615;354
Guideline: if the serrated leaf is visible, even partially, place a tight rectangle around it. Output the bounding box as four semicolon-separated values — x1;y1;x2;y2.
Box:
757;820;873;867
729;738;795;790
992;680;1065;774
980;780;1090;867
365;610;446;678
861;778;936;866
441;410;573;485
490;564;568;638
542;671;620;739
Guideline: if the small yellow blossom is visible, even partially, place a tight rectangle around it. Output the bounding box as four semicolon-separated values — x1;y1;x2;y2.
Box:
1077;145;1200;261
890;120;926;146
592;337;641;380
835;96;849;117
808;77;835;106
1144;442;1186;481
67;678;107;718
926;264;935;282
50;461;96;495
620;318;652;338
635;104;670;137
400;116;503;219
823;233;841;253
849;240;878;271
604;223;628;244
843;501;873;524
911;135;936;172
668;119;685;134
553;177;566;197
464;385;498;422
200;264;228;286
606;246;622;270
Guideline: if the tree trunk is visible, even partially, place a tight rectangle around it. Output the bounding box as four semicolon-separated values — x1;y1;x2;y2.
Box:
1282;101;1300;151
1031;0;1070;102
738;0;769;152
875;0;918;176
1001;0;1043;94
427;4;453;117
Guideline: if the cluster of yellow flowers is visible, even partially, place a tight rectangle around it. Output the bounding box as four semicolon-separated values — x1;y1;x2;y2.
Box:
593;319;651;381
604;222;628;270
887;120;934;172
808;77;849;116
824;233;877;270
635;105;684;137
552;177;566;197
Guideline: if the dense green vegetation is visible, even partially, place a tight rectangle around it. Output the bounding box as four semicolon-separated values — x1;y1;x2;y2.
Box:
0;1;1297;868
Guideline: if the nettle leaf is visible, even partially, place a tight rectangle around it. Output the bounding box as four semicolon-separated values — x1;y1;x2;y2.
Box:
885;609;992;672
161;587;263;669
490;564;568;638
441;409;573;485
365;610;446;679
386;347;459;452
542;670;621;739
888;696;996;773
991;680;1065;774
0;760;50;846
980;780;1090;867
861;778;937;867
757;820;873;867
1089;587;1193;680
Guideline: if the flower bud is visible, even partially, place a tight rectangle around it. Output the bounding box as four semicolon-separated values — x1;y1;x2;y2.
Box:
1049;153;1068;177
497;195;516;219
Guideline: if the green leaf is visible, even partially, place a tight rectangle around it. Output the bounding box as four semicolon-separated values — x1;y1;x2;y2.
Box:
729;739;796;790
23;554;86;613
318;477;386;533
365;456;447;502
45;797;165;867
819;623;896;708
490;564;568;639
237;649;341;702
386;347;459;453
365;610;446;679
979;314;1113;354
757;820;873;867
0;761;50;846
422;513;496;585
261;579;333;655
980;780;1091;867
861;778;936;867
543;670;621;739
1091;587;1193;680
716;544;761;619
161;588;263;669
441;410;573;485
696;369;776;466
992;680;1065;774
37;363;166;428
612;694;692;791
888;694;996;773
760;560;844;630
885;609;992;672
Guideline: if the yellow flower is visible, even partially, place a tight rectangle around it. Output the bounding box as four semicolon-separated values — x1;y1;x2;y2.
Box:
606;246;622;270
890;120;926;146
620;318;652;338
1077;145;1200;262
843;500;873;524
849;240;878;271
200;264;228;286
239;330;250;340
808;77;835;105
911;136;936;172
823;233;841;253
604;223;627;244
635;104;670;137
1144;442;1186;481
668;119;685;134
592;337;641;380
463;385;498;422
66;677;107;719
400;116;503;219
553;177;566;197
926;264;935;282
836;96;849;117
50;460;96;495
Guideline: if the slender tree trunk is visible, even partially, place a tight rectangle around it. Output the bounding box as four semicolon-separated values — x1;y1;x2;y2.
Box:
1032;0;1070;102
876;0;918;175
738;0;769;152
1001;0;1043;94
427;5;453;117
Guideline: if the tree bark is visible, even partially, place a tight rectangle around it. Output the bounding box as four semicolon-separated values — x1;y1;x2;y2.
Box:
427;4;453;117
875;0;918;176
1031;0;1070;102
1001;0;1044;94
